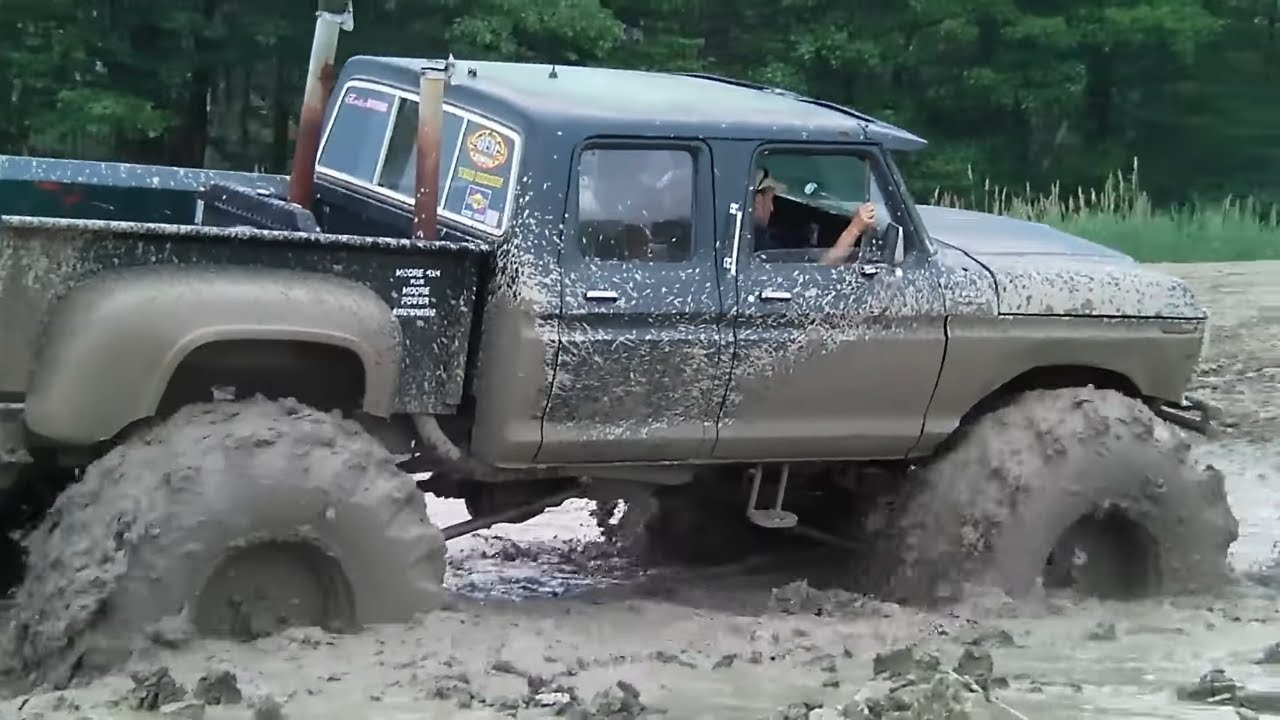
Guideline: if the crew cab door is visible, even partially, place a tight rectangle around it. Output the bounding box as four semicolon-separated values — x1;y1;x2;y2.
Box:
713;143;947;460
536;138;728;463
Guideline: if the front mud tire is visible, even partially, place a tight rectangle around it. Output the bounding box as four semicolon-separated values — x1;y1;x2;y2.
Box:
877;387;1238;604
7;398;446;682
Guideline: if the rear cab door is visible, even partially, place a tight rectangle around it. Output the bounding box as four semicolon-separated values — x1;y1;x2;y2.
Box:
714;141;949;460
536;138;729;463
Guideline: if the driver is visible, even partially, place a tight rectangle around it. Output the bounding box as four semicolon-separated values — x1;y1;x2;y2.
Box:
751;169;793;252
751;167;879;262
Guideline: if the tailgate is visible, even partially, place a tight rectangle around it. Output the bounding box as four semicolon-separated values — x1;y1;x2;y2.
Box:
0;216;485;414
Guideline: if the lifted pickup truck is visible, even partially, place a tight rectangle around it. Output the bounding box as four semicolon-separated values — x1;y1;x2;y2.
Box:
0;11;1237;682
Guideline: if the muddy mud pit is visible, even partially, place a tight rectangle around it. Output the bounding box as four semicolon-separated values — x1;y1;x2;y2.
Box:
3;261;1279;719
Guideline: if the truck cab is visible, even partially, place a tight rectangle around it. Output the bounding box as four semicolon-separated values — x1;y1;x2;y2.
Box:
306;57;1205;481
306;56;973;474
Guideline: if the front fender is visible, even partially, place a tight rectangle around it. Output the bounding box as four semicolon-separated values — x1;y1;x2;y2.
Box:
25;265;403;445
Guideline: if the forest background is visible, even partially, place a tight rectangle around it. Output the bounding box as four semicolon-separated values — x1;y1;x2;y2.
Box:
1;0;1276;260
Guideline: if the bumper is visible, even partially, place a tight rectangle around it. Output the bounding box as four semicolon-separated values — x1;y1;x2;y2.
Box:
1148;395;1217;437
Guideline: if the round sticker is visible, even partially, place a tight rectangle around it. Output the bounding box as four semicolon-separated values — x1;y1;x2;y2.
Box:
466;128;509;170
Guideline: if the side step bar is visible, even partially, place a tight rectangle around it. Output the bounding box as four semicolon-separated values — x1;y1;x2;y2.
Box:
745;464;799;529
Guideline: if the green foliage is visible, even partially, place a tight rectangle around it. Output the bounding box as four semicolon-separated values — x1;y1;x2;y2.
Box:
932;160;1280;262
0;0;1276;260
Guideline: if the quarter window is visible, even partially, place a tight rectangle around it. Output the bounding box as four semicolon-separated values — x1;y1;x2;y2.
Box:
317;81;523;236
317;86;396;183
377;99;466;198
576;148;694;262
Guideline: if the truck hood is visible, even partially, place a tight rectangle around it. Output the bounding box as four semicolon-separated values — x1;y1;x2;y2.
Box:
915;205;1134;261
916;205;1205;320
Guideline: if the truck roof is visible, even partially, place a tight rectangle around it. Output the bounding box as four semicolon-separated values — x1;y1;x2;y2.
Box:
339;56;928;151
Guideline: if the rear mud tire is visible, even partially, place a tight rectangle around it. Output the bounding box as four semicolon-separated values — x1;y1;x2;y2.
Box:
7;398;446;682
875;387;1238;605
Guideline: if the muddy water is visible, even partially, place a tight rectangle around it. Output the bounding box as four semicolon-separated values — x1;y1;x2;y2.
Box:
5;261;1280;720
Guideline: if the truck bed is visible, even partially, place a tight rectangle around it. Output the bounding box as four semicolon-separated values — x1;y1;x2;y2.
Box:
0;213;485;423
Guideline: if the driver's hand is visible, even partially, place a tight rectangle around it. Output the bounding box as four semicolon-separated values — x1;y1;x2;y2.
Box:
851;202;876;233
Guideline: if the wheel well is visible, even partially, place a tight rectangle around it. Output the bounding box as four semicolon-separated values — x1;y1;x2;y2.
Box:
936;365;1141;455
966;365;1141;422
158;340;366;417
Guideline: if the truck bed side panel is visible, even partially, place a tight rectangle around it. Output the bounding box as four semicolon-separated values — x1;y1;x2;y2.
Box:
0;220;478;432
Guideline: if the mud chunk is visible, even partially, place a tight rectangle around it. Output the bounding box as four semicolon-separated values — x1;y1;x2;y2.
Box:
807;709;843;720
879;673;975;717
768;702;818;719
954;647;995;689
1176;668;1242;703
49;694;79;712
530;680;581;711
193;669;242;705
251;694;285;720
648;649;697;668
809;654;839;673
964;627;1018;648
872;645;941;679
838;701;871;719
768;580;891;617
145;614;195;649
712;654;736;670
1255;642;1280;664
424;673;476;708
160;700;206;719
278;626;332;649
1086;621;1118;641
490;659;524;676
532;691;574;708
126;667;187;711
587;679;646;716
1236;708;1261;720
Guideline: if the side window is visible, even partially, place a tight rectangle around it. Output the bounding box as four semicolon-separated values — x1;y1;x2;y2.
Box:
576;147;695;263
377;99;466;199
317;86;396;182
749;149;893;263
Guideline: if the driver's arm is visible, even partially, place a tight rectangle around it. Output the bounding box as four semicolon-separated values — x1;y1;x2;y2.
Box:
819;202;876;266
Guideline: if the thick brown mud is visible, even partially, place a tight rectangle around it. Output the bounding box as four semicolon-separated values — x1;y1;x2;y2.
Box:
3;260;1280;719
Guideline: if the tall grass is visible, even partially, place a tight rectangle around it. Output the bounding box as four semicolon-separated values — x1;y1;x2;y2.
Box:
929;158;1280;263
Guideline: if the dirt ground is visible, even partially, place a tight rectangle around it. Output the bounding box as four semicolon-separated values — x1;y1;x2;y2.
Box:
3;260;1279;720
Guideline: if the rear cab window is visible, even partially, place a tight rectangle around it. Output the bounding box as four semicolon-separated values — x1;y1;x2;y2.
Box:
316;79;523;237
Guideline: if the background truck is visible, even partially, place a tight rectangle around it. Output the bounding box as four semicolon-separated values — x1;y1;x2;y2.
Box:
0;4;1237;685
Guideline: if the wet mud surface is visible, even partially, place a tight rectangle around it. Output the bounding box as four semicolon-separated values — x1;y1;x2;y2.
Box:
4;260;1280;719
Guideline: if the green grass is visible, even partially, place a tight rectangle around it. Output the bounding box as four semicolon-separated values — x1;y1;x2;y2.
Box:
929;159;1280;263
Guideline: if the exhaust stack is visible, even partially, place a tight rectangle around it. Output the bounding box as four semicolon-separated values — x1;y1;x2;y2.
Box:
413;60;448;240
287;1;355;207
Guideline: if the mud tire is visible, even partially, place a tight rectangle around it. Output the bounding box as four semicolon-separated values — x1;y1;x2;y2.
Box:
7;398;446;681
877;387;1238;604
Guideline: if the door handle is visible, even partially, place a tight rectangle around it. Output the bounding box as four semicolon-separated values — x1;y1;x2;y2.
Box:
584;289;619;302
759;290;792;301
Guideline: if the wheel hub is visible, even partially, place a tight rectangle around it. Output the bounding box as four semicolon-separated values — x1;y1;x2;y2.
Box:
193;539;355;640
1043;506;1159;599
